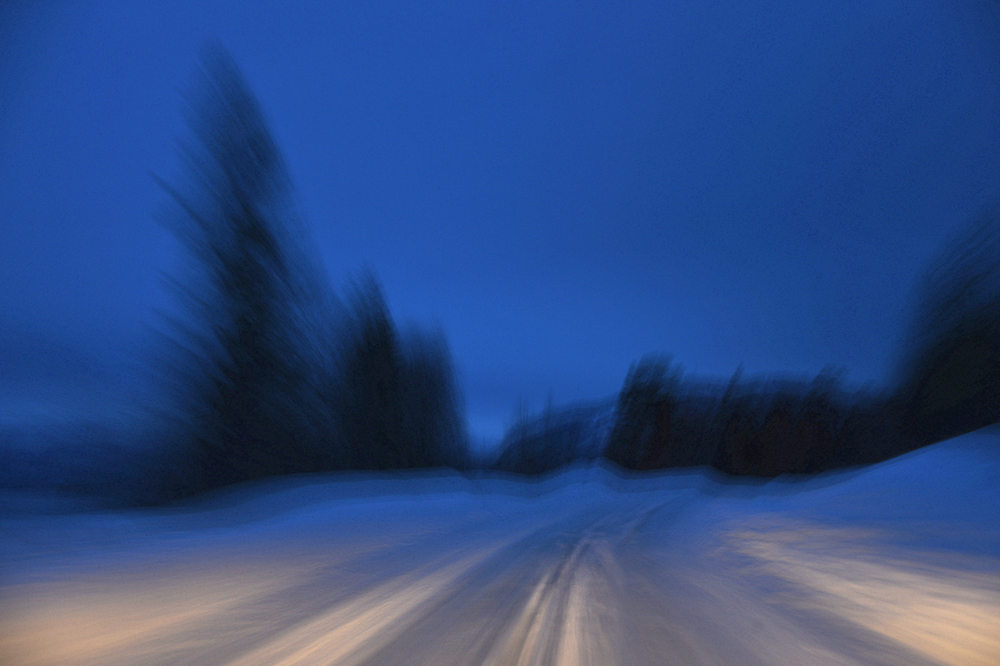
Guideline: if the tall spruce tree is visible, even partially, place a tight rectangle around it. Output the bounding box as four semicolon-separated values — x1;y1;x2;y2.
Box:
157;46;334;494
337;271;406;470
398;326;469;469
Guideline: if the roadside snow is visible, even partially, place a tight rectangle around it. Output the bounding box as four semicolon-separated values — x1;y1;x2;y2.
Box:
1;428;997;665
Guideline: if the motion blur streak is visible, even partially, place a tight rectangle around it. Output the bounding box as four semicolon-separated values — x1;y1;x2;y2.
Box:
1;433;998;666
6;504;995;666
725;522;1000;666
225;548;508;666
0;559;317;665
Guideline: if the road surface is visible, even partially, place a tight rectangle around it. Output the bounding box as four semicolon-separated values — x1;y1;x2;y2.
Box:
2;436;999;665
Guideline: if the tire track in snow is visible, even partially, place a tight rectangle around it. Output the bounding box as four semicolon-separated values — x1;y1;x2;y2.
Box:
351;498;675;666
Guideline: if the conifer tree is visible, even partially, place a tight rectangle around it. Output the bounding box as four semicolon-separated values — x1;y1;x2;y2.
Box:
337;272;406;470
157;46;334;493
898;206;1000;443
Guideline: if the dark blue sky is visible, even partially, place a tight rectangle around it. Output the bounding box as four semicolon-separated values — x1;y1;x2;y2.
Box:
3;0;1000;443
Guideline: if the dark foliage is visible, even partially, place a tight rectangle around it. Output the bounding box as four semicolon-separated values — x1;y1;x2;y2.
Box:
604;355;681;470
492;400;596;475
398;326;471;470
488;362;913;479
150;48;468;500
488;213;1000;479
335;272;407;470
335;272;470;471
154;46;335;497
580;207;1000;479
896;206;1000;445
489;359;917;479
704;371;910;477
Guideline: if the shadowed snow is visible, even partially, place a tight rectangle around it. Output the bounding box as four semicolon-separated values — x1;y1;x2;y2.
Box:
1;428;998;665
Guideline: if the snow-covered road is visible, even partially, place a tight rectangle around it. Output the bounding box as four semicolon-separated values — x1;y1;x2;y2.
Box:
2;430;999;665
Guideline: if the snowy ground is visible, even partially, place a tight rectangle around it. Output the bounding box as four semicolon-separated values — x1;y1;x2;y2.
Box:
1;428;998;666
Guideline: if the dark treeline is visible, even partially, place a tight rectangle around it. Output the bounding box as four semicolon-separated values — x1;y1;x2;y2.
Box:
602;360;910;476
4;48;998;504
895;206;1000;448
491;400;613;475
496;206;1000;477
144;47;469;502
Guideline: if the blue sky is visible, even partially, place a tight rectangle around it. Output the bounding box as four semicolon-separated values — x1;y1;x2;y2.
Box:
3;0;1000;443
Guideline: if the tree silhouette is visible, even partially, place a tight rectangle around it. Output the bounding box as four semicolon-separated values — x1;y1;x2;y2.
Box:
336;271;406;470
334;271;469;470
605;355;680;470
156;46;334;494
399;326;470;469
897;205;1000;444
